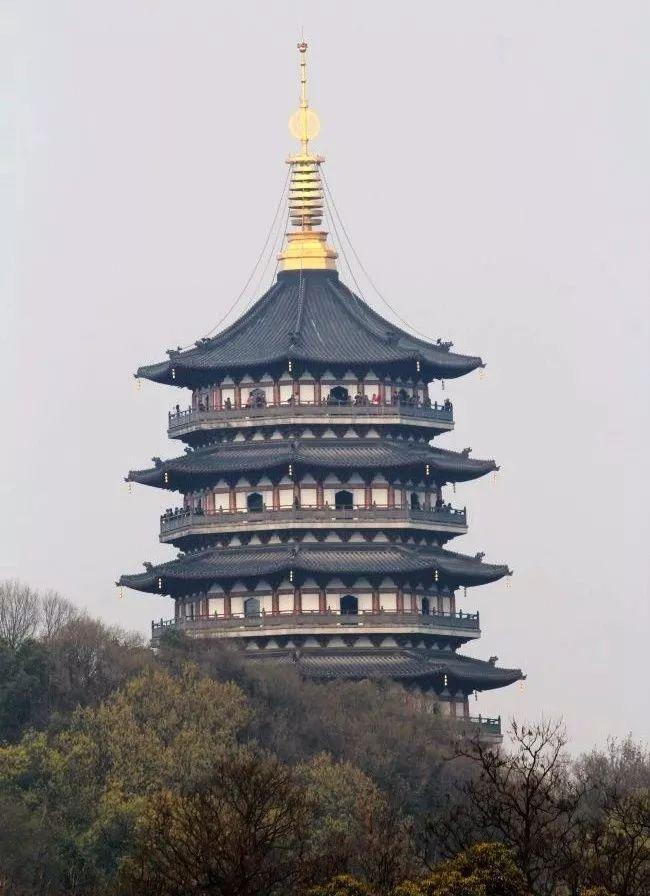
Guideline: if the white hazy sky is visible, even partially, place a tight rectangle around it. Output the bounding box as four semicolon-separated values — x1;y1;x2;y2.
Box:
2;1;649;753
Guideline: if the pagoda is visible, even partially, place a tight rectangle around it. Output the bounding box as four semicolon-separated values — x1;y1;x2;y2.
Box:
119;42;522;737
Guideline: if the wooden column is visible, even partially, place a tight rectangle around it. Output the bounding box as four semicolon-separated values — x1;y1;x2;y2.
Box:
271;588;279;616
293;587;302;614
224;594;232;619
315;380;322;405
234;384;241;408
229;486;236;512
410;592;418;614
372;587;380;614
437;594;444;614
396;587;404;614
318;587;327;613
273;381;280;406
364;482;372;509
387;484;395;508
450;592;456;614
316;481;324;508
379;382;386;404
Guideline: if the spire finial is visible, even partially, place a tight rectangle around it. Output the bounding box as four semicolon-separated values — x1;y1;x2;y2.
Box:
288;40;320;157
279;40;337;273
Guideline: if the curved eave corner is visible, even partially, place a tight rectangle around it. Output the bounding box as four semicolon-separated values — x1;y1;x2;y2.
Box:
422;353;484;381
126;467;165;488
135;360;177;386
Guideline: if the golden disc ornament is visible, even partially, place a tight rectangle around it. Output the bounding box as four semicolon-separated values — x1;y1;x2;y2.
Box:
289;107;320;145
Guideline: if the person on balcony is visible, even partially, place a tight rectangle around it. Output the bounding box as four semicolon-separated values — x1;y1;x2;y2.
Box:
224;397;232;410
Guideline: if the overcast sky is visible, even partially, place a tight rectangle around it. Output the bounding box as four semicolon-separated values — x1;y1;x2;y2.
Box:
2;0;649;753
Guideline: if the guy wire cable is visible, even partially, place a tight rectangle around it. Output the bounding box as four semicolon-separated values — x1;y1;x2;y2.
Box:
321;167;441;343
176;166;291;351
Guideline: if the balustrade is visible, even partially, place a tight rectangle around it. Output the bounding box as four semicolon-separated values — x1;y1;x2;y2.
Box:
167;397;454;431
152;607;479;634
159;503;467;534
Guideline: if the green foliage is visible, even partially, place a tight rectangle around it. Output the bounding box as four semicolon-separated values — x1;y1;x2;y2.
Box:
307;874;377;896
0;639;51;739
0;663;250;895
0;604;649;896
118;751;312;896
396;843;528;896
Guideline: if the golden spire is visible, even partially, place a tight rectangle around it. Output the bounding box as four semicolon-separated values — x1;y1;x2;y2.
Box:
278;41;337;273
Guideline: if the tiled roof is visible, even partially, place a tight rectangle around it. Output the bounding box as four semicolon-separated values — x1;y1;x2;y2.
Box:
249;647;523;690
128;440;497;488
137;270;483;386
119;542;510;593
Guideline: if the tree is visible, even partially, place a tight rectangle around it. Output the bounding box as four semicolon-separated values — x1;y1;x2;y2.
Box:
570;739;650;896
0;663;251;895
40;590;79;641
423;719;584;895
307;875;376;896
118;751;313;896
0;580;41;648
395;843;527;896
296;753;415;891
0;638;51;741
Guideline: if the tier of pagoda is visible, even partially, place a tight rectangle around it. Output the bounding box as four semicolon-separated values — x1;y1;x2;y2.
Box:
119;42;522;735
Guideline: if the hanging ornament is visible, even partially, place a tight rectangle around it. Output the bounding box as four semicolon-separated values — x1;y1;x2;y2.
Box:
441;380;445;391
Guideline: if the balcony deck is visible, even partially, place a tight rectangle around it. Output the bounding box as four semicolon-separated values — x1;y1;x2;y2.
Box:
159;504;468;542
151;608;480;641
168;399;454;439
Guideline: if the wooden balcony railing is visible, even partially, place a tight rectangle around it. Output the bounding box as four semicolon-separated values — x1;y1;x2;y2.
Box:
151;608;480;636
160;504;467;535
168;399;454;433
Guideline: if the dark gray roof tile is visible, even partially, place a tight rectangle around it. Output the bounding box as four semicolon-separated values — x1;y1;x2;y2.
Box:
137;271;483;386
